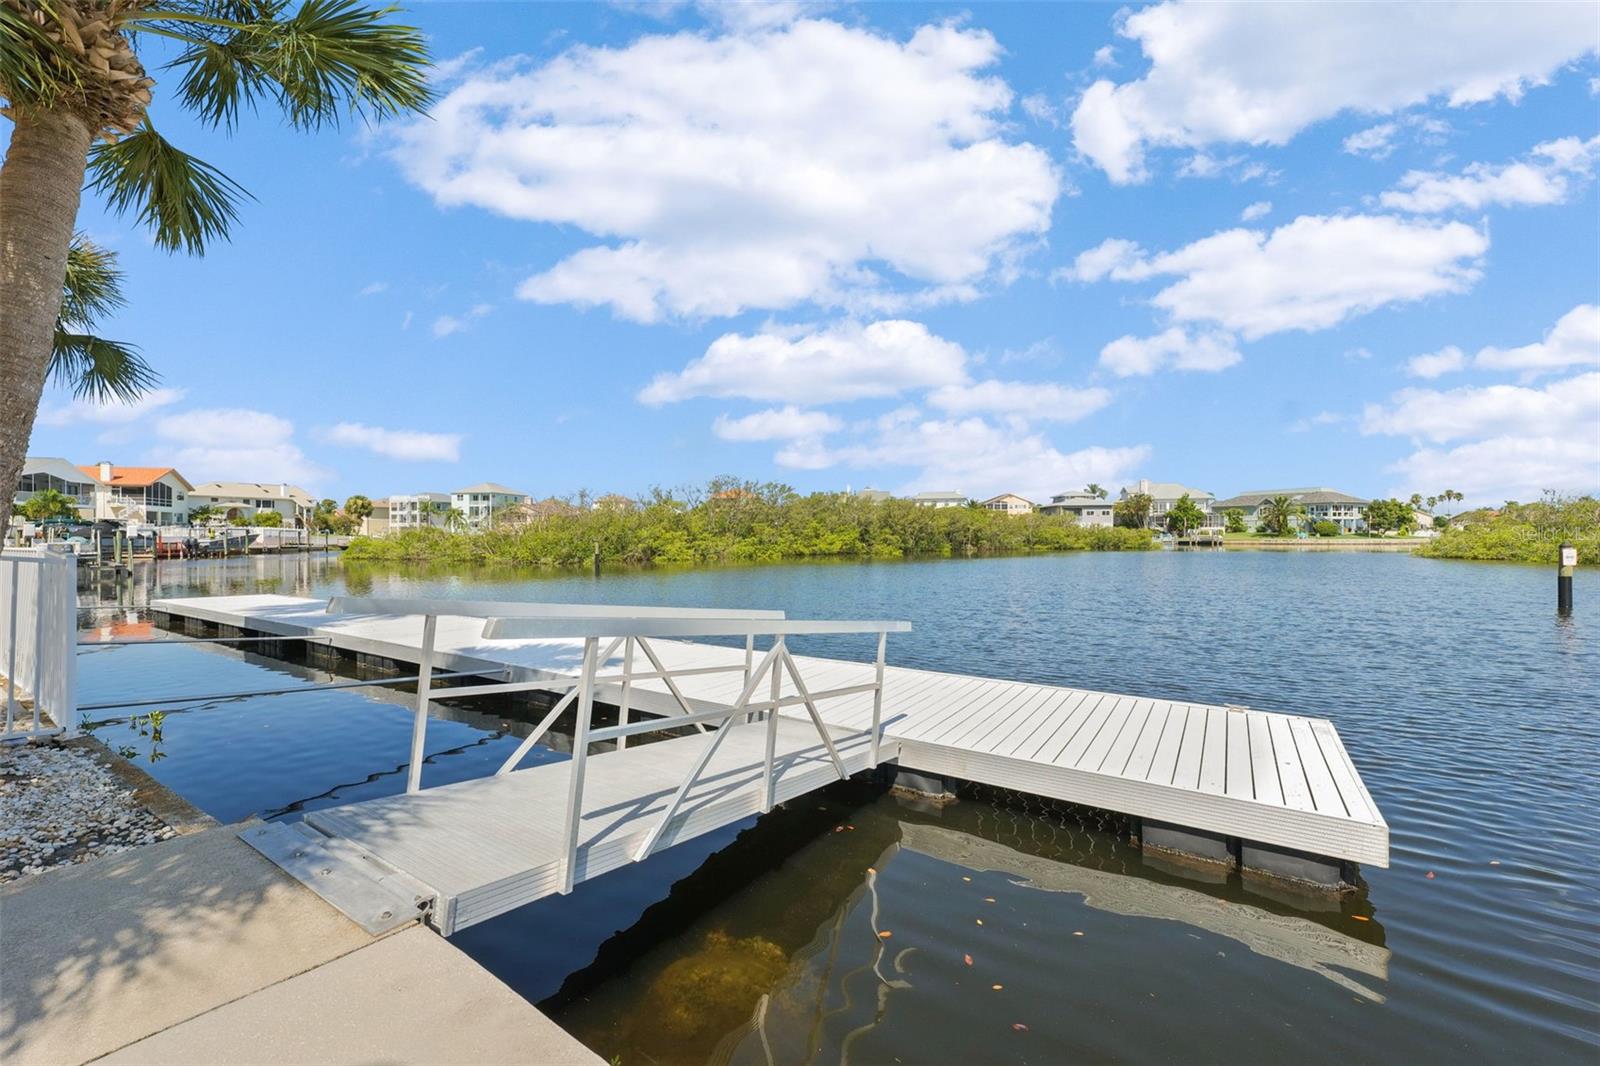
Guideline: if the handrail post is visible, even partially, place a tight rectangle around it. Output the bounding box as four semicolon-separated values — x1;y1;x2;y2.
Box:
6;559;19;733
560;636;599;894
743;633;754;688
406;614;437;794
617;637;634;752
762;636;784;812
32;565;47;733
871;629;887;768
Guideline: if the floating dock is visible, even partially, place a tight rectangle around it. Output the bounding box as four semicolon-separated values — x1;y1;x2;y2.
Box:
148;594;1388;933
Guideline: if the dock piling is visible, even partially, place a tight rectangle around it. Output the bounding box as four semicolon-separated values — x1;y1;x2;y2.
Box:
1558;542;1576;614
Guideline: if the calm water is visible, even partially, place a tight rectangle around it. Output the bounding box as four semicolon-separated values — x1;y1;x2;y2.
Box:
75;551;1600;1063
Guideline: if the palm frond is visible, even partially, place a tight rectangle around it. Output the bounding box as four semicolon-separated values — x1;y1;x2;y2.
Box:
51;236;159;404
50;333;160;404
87;126;251;254
60;239;128;329
134;0;432;132
0;1;82;109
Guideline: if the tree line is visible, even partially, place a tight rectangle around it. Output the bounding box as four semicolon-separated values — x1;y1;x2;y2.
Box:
345;479;1158;567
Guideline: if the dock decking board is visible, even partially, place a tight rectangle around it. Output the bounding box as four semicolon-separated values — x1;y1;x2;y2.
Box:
153;594;1388;925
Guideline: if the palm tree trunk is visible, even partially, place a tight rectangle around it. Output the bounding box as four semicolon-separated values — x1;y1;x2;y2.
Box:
0;109;95;534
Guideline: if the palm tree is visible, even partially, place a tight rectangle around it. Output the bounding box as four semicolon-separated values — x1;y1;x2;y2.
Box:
1260;495;1304;537
1;0;432;533
443;507;467;532
1086;483;1107;499
18;485;79;521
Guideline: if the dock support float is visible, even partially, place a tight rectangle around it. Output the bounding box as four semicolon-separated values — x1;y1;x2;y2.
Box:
1139;819;1351;892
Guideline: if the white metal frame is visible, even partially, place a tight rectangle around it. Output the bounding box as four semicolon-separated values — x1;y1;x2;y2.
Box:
326;597;908;895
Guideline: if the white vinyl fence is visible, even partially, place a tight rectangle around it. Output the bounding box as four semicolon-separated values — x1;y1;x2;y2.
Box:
1;548;77;739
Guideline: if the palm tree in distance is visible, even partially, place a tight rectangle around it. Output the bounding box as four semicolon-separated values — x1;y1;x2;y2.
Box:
1;0;433;533
1260;495;1304;537
1086;483;1107;499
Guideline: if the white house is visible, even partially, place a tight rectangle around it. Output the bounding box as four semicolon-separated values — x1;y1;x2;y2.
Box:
14;456;102;521
1038;491;1115;527
1119;479;1219;530
451;483;529;529
981;493;1034;515
909;491;967;509
188;481;315;527
14;458;194;526
388;493;451;530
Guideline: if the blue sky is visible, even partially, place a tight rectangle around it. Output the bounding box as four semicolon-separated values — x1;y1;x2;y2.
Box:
21;1;1600;507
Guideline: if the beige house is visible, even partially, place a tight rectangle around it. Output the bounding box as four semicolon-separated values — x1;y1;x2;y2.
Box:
981;493;1034;515
189;481;316;527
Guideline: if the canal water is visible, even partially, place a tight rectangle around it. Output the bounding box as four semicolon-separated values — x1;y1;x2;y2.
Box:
74;551;1599;1063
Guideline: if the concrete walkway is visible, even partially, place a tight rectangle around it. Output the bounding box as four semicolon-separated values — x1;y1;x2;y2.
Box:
0;824;600;1065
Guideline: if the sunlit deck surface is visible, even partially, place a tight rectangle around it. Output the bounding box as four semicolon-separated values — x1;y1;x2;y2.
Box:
151;594;1388;932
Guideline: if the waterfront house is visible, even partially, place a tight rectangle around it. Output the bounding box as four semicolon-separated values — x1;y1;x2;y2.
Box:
1038;491;1115;527
1212;488;1370;532
854;487;893;502
359;499;391;536
1119;479;1219;530
189;481;316;527
981;493;1035;515
79;462;193;525
451;483;530;529
910;491;967;509
13;456;103;522
388;493;452;530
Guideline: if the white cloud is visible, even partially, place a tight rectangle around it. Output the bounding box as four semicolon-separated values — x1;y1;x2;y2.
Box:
1386;435;1599;505
711;406;843;442
154;408;333;488
431;303;493;338
1405;346;1466;379
1098;328;1241;377
1092;45;1116;68
1240;200;1271;222
358;281;389;296
1380;134;1600;212
1068;214;1487;339
1343;123;1398;159
1475;304;1600;374
393;19;1059;322
401;311;414;330
1289;411;1347;432
1361;372;1600;444
36;388;186;427
926;379;1112;422
639;319;969;405
778;412;1151;502
1070;1;1598;183
1364;371;1600;504
322;422;463;462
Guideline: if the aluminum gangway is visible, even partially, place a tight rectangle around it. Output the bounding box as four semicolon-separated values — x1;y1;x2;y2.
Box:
204;599;909;934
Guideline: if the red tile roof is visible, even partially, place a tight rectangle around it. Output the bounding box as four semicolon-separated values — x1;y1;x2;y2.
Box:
79;465;192;490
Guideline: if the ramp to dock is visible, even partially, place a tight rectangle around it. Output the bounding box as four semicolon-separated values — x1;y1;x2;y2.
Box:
146;594;1388;929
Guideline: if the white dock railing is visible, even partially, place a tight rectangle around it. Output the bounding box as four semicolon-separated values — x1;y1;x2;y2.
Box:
1;548;78;740
325;597;910;894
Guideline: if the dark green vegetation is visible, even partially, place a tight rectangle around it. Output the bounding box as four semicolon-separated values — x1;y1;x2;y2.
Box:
345;481;1156;567
1417;494;1600;564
